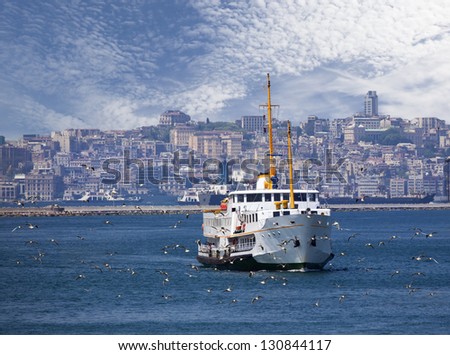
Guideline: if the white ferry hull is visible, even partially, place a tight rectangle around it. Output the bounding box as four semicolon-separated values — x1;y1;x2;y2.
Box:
197;213;334;271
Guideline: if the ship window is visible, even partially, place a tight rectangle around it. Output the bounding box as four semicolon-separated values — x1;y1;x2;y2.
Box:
273;211;280;217
264;193;272;202
237;194;244;202
246;193;262;202
283;211;290;216
294;193;307;201
273;193;280;201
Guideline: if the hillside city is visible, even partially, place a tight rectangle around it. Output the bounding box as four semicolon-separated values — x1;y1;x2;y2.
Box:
1;91;450;204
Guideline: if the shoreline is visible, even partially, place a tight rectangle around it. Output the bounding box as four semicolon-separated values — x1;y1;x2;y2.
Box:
1;202;450;217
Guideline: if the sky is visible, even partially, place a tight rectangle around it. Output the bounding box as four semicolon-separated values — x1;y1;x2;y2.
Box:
1;0;450;139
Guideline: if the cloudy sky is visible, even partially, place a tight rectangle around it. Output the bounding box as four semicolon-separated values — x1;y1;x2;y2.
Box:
1;0;450;139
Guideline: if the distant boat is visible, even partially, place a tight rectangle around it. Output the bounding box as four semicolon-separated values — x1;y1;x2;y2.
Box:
178;184;228;206
77;189;140;202
196;74;334;271
321;194;435;205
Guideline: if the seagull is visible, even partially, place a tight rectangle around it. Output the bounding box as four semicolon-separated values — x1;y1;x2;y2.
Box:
223;286;233;292
30;255;43;263
260;277;271;285
104;220;113;225
314;299;320;307
103;263;112;271
11;225;23;232
49;238;59;246
425;232;437;238
162;294;172;300
332;221;341;230
391;270;400;277
189;264;200;271
91;265;103;273
412;272;425;277
251;296;263;304
365;243;375;249
26;222;38;229
389;235;399;242
76;274;86;280
426;257;439;264
411;254;424;261
77;235;86;240
338;295;346;303
347;233;359;242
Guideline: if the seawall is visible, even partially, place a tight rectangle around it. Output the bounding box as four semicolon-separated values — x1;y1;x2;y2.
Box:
1;203;450;217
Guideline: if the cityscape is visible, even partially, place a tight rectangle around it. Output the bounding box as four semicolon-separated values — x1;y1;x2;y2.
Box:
1;90;450;204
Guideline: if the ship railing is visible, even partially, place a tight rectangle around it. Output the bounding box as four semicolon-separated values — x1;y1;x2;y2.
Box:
232;243;254;252
198;243;254;257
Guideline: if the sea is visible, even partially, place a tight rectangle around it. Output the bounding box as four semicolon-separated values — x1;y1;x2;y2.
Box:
0;208;449;335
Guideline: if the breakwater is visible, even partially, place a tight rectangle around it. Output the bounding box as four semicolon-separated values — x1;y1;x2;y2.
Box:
1;203;450;217
0;204;203;217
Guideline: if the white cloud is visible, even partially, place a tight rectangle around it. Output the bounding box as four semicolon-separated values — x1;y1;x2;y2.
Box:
1;0;450;139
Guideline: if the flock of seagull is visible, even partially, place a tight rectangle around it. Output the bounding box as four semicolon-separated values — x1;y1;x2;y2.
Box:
5;212;443;311
9;218;140;295
329;219;442;302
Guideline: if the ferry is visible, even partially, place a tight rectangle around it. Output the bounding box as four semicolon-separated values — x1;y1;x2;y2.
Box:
196;74;334;271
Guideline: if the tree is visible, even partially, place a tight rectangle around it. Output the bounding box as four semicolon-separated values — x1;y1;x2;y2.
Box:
379;128;412;146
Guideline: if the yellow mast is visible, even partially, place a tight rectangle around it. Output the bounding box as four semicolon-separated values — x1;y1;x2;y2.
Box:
287;120;295;209
266;73;277;188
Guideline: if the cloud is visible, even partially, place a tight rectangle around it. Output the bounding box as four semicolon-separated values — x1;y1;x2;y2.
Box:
0;0;450;139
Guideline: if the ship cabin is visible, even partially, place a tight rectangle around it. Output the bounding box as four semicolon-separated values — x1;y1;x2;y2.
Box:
201;188;330;254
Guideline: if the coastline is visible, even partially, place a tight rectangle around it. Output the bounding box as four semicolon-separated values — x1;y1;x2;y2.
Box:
0;202;450;217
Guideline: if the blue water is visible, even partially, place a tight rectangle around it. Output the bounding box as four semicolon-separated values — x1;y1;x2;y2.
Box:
0;209;449;334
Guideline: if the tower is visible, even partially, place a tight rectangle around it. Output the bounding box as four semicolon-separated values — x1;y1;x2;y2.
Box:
364;91;378;117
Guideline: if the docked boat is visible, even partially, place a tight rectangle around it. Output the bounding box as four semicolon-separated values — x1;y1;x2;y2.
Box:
196;74;334;271
178;184;228;206
77;189;140;202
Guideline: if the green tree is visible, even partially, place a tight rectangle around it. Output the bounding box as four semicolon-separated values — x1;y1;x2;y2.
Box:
379;128;412;146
